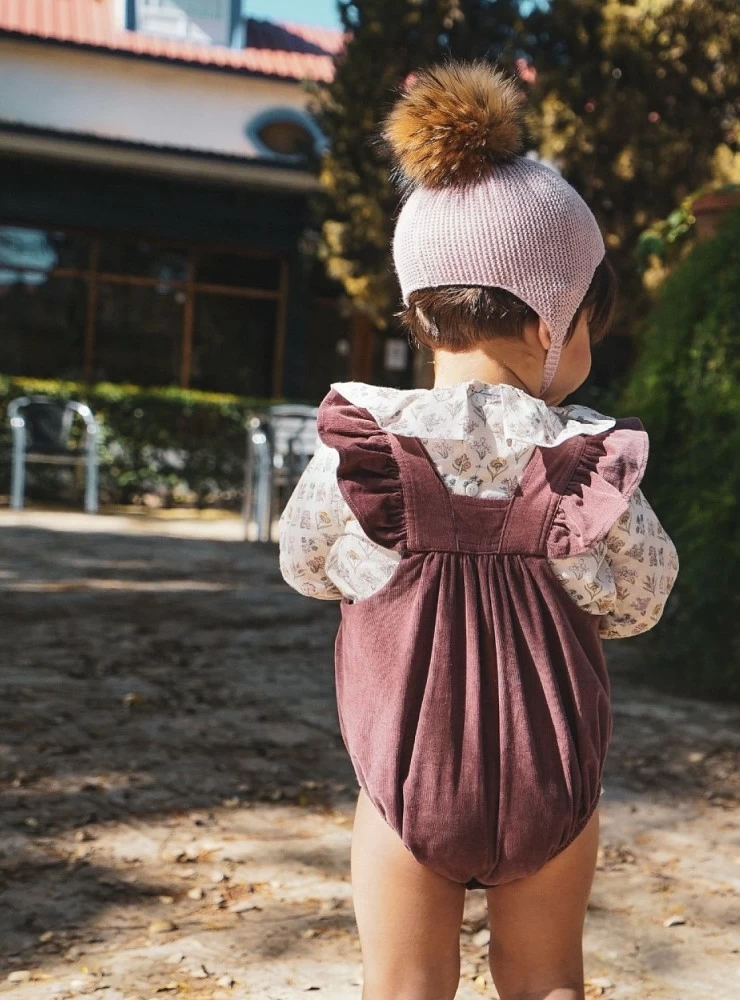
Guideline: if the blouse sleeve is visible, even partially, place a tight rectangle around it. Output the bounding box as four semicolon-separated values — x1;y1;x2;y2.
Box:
547;418;678;637
548;488;679;638
278;442;350;600
598;487;679;638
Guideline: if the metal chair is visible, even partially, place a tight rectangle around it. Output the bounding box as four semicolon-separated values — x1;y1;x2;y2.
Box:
244;403;319;542
9;396;100;513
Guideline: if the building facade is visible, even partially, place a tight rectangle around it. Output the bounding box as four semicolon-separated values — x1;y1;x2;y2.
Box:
0;0;375;402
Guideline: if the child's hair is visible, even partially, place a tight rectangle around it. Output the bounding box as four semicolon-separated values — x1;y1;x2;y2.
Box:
400;257;617;353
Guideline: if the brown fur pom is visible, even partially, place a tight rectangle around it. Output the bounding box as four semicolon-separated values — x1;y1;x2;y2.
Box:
384;61;526;190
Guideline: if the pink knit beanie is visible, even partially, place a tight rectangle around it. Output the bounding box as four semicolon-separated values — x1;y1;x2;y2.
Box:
385;62;605;393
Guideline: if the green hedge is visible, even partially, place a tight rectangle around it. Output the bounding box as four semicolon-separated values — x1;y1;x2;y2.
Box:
621;210;740;700
0;376;283;508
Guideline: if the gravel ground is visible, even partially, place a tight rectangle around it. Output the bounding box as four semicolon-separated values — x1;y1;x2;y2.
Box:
0;511;738;1000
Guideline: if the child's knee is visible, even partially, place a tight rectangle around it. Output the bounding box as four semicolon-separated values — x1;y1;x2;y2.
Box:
488;954;584;1000
492;986;584;1000
362;966;459;1000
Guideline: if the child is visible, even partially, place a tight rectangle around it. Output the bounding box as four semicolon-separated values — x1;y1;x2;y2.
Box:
279;62;678;1000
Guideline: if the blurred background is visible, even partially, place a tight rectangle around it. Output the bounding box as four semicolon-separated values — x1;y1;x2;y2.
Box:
0;3;738;997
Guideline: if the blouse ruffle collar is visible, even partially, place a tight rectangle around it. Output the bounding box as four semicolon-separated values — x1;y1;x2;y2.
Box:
330;380;615;450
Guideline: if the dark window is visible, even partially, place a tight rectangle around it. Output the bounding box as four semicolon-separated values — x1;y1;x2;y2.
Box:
304;299;351;402
0;222;288;395
0;274;86;379
98;239;188;283
93;283;183;386
196;252;280;291
256;119;316;158
191;295;276;396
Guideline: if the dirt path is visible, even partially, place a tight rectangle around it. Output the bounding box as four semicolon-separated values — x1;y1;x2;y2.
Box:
0;512;738;1000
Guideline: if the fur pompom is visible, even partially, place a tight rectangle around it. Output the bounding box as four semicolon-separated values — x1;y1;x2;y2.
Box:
384;61;526;190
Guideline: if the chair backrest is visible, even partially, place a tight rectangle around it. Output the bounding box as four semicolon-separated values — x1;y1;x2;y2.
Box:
267;405;319;466
8;396;96;454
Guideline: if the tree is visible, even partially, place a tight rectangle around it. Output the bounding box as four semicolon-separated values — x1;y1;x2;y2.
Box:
527;0;740;333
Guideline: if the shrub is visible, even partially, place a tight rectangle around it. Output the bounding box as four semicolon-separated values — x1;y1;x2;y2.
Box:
0;377;282;508
621;210;740;700
636;183;740;293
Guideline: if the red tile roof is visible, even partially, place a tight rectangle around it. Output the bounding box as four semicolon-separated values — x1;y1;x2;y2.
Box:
247;19;344;57
0;0;341;82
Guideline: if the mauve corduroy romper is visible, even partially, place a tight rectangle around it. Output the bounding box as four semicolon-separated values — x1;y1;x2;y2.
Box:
319;389;648;889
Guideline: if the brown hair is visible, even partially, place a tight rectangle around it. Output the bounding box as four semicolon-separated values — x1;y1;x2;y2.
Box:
400;257;617;352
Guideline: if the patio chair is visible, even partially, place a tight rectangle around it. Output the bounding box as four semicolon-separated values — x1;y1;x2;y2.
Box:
244;403;319;542
8;396;100;513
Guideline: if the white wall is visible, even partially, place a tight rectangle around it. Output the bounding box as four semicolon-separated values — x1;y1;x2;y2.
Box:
0;39;312;160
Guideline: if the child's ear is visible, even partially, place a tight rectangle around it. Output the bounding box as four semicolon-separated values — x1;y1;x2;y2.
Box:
537;317;552;352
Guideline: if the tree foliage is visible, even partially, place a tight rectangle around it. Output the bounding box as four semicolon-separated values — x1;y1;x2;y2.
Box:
528;0;740;330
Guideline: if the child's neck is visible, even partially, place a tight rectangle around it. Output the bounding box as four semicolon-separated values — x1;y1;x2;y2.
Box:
433;348;536;396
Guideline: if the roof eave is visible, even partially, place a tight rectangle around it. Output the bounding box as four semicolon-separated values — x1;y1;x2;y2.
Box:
0;29;334;83
0;123;323;194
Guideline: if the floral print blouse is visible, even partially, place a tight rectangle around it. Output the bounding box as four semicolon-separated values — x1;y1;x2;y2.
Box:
279;380;678;639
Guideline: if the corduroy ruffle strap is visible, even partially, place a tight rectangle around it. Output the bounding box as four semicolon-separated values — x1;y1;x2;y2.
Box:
547;418;649;559
317;389;407;552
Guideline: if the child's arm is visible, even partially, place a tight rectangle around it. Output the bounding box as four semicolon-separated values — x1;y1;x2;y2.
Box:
549;488;678;638
278;443;349;600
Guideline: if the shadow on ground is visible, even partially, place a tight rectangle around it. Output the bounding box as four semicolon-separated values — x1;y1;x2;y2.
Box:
0;525;355;972
0;519;738;999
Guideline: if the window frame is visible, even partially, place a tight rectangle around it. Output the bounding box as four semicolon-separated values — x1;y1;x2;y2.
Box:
246;107;326;163
0;222;289;396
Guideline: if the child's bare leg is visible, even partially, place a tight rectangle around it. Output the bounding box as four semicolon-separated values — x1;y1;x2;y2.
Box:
485;809;600;1000
351;789;466;1000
